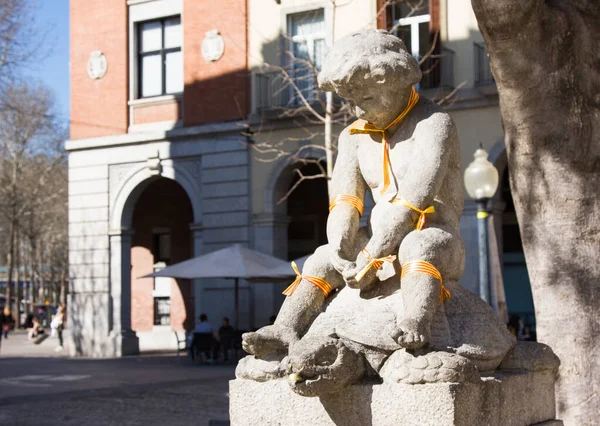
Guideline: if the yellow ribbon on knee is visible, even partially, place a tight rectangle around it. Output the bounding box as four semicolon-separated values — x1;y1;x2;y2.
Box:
401;260;451;303
282;261;333;297
392;198;435;231
355;249;397;282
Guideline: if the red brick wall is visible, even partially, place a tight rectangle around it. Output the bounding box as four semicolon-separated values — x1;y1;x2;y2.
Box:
131;246;155;331
133;100;182;125
70;0;128;139
183;0;248;126
130;178;194;332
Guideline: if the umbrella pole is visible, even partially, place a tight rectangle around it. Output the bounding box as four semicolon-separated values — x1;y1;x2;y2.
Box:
234;278;239;330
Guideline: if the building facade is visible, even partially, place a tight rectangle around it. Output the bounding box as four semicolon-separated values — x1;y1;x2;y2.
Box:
67;0;533;357
67;0;253;356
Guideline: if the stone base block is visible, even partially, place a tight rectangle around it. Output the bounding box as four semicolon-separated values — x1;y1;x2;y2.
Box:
230;370;561;426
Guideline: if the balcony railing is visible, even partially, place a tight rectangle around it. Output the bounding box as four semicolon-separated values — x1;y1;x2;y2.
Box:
255;48;455;112
474;42;494;86
255;70;324;112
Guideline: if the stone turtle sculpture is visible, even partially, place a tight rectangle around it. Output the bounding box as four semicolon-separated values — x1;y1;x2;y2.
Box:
238;275;516;397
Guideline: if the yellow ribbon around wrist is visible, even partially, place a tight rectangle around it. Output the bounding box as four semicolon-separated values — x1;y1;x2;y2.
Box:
392;198;435;231
349;86;419;195
355;249;397;282
283;261;333;297
329;194;364;217
401;260;451;303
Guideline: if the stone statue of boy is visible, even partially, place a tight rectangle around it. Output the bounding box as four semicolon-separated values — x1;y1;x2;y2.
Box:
243;29;464;361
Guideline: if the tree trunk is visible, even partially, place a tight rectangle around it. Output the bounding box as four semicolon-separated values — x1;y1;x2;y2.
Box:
471;1;600;424
5;220;15;315
14;226;21;328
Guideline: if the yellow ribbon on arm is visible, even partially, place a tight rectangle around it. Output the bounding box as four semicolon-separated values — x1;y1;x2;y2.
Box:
329;194;364;217
348;86;420;195
401;260;451;303
355;249;397;282
282;261;333;298
392;198;435;231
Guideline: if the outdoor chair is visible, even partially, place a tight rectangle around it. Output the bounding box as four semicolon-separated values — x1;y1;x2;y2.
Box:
174;331;188;358
191;332;217;364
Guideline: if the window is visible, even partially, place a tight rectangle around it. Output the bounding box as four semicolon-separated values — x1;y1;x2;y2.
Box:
287;9;326;104
152;230;171;263
154;297;171;326
390;2;430;62
388;2;451;89
138;16;183;98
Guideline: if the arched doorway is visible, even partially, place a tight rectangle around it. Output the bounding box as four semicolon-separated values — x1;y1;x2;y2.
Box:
498;166;536;341
129;178;194;350
286;163;329;260
489;141;536;341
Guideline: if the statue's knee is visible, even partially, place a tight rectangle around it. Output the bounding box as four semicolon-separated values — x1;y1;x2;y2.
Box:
398;230;463;279
301;245;343;288
302;245;333;275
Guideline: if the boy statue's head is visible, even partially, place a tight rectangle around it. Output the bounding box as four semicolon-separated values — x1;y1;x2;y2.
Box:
318;29;422;128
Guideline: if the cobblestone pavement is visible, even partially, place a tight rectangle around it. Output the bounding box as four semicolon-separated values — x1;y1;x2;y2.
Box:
0;332;234;426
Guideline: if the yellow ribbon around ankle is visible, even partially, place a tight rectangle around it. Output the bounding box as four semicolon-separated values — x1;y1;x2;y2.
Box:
392;198;435;231
349;86;419;195
355;249;397;282
329;194;364;217
401;260;451;303
283;261;333;297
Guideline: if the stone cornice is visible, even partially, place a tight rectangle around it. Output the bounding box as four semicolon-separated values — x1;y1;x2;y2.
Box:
66;120;249;152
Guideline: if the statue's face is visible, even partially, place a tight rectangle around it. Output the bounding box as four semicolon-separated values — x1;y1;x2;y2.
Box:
338;79;409;128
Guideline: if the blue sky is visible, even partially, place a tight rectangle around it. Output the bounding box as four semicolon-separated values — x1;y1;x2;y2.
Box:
31;0;70;128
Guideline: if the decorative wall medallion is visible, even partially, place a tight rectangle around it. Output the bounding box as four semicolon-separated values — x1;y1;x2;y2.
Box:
87;50;107;79
201;30;225;62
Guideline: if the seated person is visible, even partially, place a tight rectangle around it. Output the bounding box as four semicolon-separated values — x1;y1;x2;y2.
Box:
27;317;43;341
191;314;218;362
218;317;235;362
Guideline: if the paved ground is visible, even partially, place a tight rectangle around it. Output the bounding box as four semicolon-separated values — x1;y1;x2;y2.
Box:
0;331;233;426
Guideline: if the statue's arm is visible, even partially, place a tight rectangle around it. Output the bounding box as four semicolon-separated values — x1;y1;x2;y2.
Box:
327;131;368;272
362;112;456;259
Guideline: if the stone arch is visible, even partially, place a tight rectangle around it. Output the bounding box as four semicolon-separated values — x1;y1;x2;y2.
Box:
488;137;507;175
263;146;325;216
107;161;202;356
110;162;202;231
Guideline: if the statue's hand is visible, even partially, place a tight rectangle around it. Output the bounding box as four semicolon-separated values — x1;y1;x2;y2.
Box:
342;251;378;290
242;325;299;359
329;246;354;275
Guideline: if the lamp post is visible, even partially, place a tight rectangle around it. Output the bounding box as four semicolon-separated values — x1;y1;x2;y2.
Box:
464;146;499;305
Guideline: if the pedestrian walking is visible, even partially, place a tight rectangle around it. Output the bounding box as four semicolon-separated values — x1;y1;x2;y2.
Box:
51;305;65;352
2;308;15;340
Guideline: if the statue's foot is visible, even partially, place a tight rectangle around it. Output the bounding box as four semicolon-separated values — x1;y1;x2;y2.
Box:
395;318;430;350
241;325;298;359
236;355;287;382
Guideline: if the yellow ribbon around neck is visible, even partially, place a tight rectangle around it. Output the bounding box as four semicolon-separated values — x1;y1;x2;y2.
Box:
355;249;397;282
401;260;451;303
392;198;435;231
348;86;420;195
283;261;333;297
329;194;364;217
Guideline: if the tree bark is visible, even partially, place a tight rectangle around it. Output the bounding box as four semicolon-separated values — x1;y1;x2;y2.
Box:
471;1;600;424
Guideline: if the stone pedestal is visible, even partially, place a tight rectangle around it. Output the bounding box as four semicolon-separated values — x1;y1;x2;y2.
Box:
230;369;561;426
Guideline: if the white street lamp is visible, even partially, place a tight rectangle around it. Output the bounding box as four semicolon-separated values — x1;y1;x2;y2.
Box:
464;146;499;305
